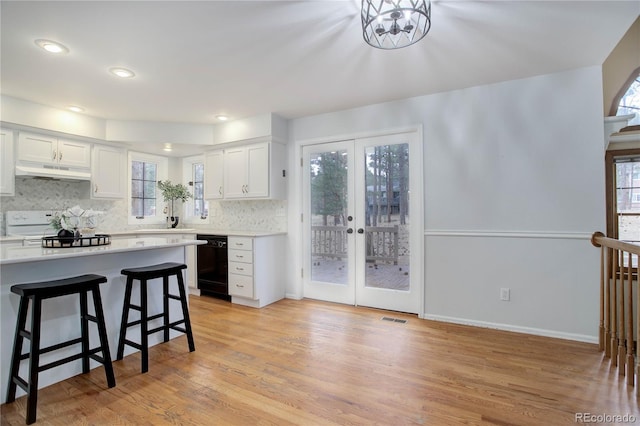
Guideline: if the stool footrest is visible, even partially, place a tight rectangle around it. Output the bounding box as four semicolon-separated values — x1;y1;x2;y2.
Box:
39;347;104;373
18;329;32;340
167;294;181;301
11;376;28;393
126;319;142;328
123;339;143;351
19;337;84;361
147;312;164;321
171;326;187;334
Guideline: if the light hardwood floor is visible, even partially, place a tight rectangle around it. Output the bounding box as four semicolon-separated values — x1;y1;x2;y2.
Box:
2;295;639;425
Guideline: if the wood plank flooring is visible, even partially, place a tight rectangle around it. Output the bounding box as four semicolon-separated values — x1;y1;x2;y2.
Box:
2;295;639;425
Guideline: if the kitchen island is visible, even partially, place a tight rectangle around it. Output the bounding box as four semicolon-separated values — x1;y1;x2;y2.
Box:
0;237;204;403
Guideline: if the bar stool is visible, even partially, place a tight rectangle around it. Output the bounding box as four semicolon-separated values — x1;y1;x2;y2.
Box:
116;262;195;373
6;274;116;425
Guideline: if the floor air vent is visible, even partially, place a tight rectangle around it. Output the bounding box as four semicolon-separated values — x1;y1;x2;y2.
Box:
381;316;407;324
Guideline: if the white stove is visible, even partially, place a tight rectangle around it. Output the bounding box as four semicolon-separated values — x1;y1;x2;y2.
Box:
6;210;59;244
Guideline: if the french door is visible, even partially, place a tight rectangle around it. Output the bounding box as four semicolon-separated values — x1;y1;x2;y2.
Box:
302;132;422;314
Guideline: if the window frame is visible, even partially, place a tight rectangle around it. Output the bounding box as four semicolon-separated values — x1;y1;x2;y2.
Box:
606;148;640;276
182;155;210;225
128;151;168;225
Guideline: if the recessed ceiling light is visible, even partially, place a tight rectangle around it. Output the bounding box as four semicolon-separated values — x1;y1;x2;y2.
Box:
163;143;173;152
68;106;84;113
215;115;229;121
35;39;68;54
109;67;135;78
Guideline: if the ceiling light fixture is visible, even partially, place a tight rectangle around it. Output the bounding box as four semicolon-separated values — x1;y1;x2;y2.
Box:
109;67;135;78
361;0;431;49
35;39;69;54
68;106;84;113
215;115;229;121
163;143;173;152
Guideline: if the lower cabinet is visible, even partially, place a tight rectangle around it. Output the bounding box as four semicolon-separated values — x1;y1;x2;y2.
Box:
228;235;285;308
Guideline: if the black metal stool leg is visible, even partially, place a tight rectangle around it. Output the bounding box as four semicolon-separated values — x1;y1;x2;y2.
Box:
26;297;42;425
80;290;90;374
91;285;116;388
163;275;170;343
176;272;195;352
140;279;149;373
117;277;133;361
7;295;30;403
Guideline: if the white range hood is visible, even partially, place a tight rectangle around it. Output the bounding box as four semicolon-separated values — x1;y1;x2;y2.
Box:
15;165;91;181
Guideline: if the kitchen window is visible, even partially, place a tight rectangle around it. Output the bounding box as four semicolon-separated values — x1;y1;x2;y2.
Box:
183;155;209;224
128;152;168;225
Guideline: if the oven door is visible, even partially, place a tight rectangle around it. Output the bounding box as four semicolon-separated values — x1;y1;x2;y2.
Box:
196;235;229;300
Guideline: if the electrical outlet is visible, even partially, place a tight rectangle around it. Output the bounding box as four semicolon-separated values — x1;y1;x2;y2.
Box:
500;288;510;301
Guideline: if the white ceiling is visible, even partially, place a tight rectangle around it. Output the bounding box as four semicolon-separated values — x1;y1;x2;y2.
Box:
1;1;638;126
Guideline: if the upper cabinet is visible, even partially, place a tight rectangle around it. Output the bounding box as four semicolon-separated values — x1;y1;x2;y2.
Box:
91;144;126;199
18;132;90;169
0;128;15;196
223;141;285;200
204;150;224;200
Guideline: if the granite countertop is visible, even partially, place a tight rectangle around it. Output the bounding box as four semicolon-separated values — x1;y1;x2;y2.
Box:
0;236;205;265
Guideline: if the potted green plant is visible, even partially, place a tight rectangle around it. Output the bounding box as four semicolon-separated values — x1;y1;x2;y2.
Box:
157;180;193;228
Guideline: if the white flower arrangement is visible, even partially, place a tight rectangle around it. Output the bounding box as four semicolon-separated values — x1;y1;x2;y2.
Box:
50;206;104;233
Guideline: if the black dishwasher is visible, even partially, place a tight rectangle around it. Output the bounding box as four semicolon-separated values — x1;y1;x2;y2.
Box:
196;234;230;301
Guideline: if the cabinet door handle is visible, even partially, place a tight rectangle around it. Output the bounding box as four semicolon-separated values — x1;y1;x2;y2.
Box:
236;267;244;271
219;186;222;195
94;184;98;193
236;284;244;288
235;255;244;259
235;243;244;246
53;150;57;160
59;150;62;161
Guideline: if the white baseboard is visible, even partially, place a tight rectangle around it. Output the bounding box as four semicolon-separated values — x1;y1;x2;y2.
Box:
423;313;598;344
285;292;302;300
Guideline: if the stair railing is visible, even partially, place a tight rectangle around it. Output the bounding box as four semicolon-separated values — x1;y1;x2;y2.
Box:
591;231;638;388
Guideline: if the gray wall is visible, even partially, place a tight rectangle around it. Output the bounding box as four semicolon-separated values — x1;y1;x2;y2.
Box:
286;66;605;341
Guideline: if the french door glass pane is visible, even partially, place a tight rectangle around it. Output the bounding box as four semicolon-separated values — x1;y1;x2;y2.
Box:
364;143;410;291
310;150;349;285
616;161;640;242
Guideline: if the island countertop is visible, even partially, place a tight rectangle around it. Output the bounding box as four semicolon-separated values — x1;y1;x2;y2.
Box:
0;237;204;265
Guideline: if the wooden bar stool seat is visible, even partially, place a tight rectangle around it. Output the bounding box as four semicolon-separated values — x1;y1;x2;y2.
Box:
6;274;116;425
116;262;195;373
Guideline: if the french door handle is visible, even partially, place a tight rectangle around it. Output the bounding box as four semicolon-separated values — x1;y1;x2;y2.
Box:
347;228;354;234
357;228;364;234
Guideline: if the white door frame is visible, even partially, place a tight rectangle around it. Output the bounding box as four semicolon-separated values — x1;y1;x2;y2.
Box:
295;125;424;316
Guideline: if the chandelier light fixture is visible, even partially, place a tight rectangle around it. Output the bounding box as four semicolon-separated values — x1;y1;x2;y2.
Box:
361;0;431;50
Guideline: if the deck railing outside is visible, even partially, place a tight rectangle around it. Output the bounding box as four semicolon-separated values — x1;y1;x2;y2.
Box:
591;231;639;391
311;225;399;264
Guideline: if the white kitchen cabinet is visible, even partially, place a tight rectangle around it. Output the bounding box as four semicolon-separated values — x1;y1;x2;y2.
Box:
18;132;91;169
223;142;285;200
0;128;15;196
91;144;126;199
204;149;224;200
228;235;285;308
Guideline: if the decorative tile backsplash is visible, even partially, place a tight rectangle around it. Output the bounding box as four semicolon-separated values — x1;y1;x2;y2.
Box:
0;178;287;235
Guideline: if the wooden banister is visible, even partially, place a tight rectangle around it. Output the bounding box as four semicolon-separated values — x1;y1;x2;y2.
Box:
590;231;639;393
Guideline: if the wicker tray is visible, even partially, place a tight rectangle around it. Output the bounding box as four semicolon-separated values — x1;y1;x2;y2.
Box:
42;234;111;248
